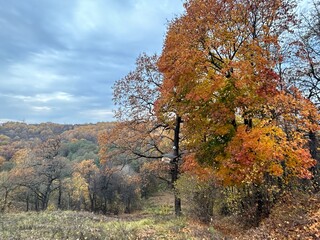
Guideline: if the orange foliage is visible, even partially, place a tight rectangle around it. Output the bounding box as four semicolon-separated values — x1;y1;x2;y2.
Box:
182;153;214;182
73;159;98;179
216;124;316;185
157;0;317;185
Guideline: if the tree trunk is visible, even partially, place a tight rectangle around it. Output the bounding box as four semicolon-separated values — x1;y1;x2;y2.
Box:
309;130;318;162
35;193;39;211
1;188;9;212
26;191;29;211
90;192;96;212
57;179;62;209
42;185;51;210
309;130;319;191
67;193;71;210
103;197;107;214
172;115;182;216
253;185;270;226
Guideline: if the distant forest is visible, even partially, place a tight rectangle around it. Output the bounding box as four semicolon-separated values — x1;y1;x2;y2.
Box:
0;122;162;214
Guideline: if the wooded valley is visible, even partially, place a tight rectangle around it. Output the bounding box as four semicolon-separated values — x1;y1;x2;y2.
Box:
0;0;319;239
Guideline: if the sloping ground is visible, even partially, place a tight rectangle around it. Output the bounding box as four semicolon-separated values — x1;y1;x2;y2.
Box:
0;191;318;239
0;210;217;239
234;192;320;240
0;211;118;239
0;192;218;240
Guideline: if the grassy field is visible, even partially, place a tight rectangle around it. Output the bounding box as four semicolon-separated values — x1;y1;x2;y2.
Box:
0;211;221;239
1;191;319;239
0;193;220;240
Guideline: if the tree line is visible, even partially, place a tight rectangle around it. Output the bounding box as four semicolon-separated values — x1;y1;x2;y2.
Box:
0;122;164;214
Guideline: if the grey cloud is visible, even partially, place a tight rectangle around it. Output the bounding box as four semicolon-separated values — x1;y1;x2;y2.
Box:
0;0;184;123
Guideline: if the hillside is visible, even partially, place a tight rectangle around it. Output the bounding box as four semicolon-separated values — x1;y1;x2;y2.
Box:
0;192;216;240
0;191;319;239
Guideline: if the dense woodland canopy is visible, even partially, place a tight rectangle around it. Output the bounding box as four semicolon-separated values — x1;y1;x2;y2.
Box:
0;122;149;212
0;0;319;235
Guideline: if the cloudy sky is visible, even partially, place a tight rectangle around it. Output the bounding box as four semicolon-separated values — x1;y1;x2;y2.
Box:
0;0;184;124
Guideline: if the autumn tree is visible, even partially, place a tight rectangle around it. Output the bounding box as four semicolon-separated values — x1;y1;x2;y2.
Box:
107;53;183;215
11;138;70;210
287;0;320;107
278;0;320;189
98;127;145;213
72;159;98;211
66;172;89;210
0;134;17;162
0;170;16;212
111;53;169;162
157;0;319;223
